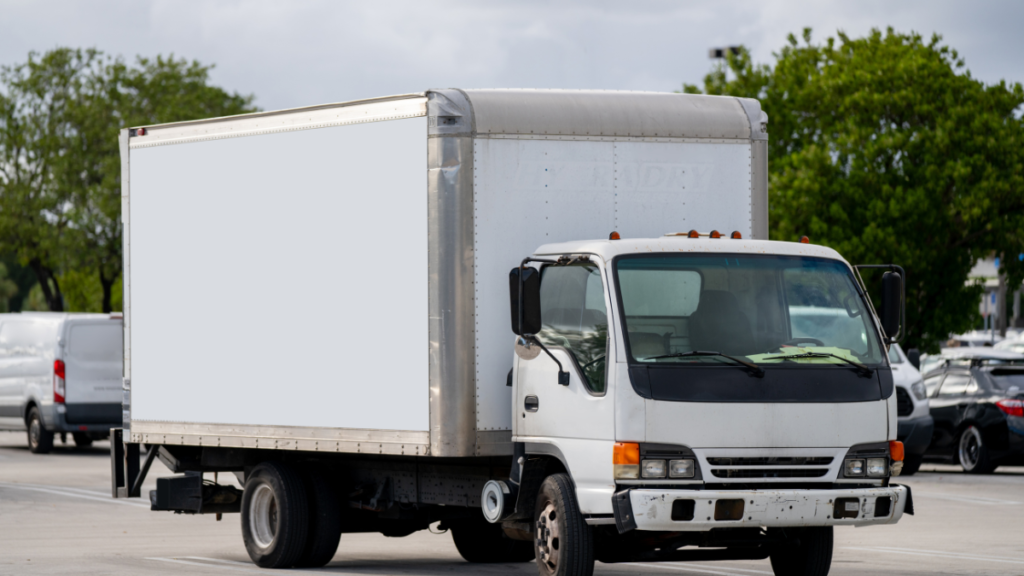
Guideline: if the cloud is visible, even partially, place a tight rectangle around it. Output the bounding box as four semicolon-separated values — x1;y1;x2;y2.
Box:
1;0;1021;111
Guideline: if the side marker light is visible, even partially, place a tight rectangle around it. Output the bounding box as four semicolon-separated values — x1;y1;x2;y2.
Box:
609;231;621;240
800;236;810;244
709;230;721;239
731;231;742;239
687;230;700;238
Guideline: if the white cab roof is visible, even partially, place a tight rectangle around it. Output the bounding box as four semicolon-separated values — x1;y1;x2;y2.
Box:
533;237;849;265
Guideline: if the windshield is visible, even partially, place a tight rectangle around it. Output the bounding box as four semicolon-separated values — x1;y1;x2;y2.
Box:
614;254;885;366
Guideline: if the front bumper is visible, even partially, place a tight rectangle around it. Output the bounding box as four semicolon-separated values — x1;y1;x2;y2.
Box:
897;414;934;456
615;486;908;532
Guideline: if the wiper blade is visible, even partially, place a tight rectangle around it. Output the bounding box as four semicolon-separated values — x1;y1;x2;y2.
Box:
642;350;765;378
763;352;874;376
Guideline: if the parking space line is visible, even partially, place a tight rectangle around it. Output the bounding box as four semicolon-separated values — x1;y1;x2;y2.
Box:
662;564;772;575
624;562;760;576
912;492;1021;505
0;481;149;508
147;557;260;573
844;546;1024;565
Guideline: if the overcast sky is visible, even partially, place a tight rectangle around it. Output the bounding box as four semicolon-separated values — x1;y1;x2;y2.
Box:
2;0;1022;111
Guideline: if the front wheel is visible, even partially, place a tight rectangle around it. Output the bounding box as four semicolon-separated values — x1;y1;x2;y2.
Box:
534;474;594;576
958;426;997;474
769;527;833;576
240;462;309;568
26;408;54;454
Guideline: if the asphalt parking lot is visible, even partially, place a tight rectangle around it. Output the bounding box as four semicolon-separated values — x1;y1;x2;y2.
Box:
1;431;1023;576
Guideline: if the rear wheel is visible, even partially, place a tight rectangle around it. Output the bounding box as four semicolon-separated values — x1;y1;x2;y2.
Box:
72;432;93;448
241;462;309;568
769;527;833;576
451;514;534;563
533;473;593;576
26;408;53;454
958;426;997;474
294;467;342;568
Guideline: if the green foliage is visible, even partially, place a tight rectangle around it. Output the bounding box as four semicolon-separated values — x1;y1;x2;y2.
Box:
688;28;1024;353
0;262;18;312
0;48;257;313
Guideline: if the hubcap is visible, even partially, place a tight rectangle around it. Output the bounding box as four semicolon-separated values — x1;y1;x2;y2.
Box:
959;426;983;470
536;501;560;571
249;483;278;549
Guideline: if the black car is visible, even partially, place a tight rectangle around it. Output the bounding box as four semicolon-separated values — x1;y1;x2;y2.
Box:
921;349;1024;473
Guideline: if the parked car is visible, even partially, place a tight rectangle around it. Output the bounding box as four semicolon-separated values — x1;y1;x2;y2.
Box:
0;312;123;453
889;343;932;475
920;348;1024;473
994;335;1024;354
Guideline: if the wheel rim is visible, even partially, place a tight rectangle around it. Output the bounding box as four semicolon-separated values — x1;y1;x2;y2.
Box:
248;483;278;549
959;426;983;470
536;501;560;571
28;416;40;449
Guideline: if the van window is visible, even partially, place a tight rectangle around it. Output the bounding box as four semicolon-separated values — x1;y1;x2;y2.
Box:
68;324;122;363
0;321;57;357
536;263;608;393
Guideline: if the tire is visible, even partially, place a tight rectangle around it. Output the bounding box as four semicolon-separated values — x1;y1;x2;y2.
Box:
294;467;342;568
900;454;922;476
26;407;54;454
770;527;833;576
533;473;594;576
451;513;535;563
72;432;93;448
958;426;997;474
240;462;309;568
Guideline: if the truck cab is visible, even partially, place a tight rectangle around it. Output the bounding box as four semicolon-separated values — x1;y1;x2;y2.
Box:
497;233;909;574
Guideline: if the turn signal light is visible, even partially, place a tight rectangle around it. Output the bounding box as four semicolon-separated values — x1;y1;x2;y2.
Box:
53;359;66;404
997;399;1024;417
613;442;640;479
800;236;810;244
889;440;904;462
709;230;722;239
731;231;742;239
687;230;700;238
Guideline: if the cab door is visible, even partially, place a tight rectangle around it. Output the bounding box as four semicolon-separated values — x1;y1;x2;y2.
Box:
514;259;615;513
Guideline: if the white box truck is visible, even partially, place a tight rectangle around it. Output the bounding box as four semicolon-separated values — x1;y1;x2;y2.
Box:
111;89;912;576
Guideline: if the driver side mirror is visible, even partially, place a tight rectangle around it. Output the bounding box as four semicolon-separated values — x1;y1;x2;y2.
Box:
509;266;542;336
880;271;902;340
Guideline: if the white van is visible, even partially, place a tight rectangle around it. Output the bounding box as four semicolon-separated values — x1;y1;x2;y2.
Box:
888;343;932;474
0;313;123;453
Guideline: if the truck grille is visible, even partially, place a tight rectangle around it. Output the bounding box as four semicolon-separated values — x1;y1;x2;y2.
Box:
896;387;913;417
706;457;833;466
710;468;830;479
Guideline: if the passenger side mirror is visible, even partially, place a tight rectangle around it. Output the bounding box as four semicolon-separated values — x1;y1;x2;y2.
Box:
880;271;902;340
509;266;542;336
906;348;921;370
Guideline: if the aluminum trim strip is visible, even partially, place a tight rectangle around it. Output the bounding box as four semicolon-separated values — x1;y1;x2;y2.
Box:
129;95;427;149
130;421;430;456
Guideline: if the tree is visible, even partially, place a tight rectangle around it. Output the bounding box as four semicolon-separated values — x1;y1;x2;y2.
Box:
688;29;1024;352
0;48;257;312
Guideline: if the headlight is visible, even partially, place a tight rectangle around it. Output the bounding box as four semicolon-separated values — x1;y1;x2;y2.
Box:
866;458;888;477
911;380;927;401
641;459;667;478
844;459;865;476
668;459;695;478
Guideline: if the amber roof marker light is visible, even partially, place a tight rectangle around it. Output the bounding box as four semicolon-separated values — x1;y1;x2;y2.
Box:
687;230;700;238
731;231;742;239
609;231;621;240
709;230;722;239
800;236;810;244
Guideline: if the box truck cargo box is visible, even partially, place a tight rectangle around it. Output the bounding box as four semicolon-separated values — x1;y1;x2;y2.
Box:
120;89;768;458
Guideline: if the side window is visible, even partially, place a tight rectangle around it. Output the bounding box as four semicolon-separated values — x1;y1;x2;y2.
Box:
924;374;943;398
938;374;971;397
537;263;608;393
887;346;902;364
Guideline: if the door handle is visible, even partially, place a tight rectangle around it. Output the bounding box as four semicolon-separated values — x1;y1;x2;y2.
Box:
524;395;539;412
